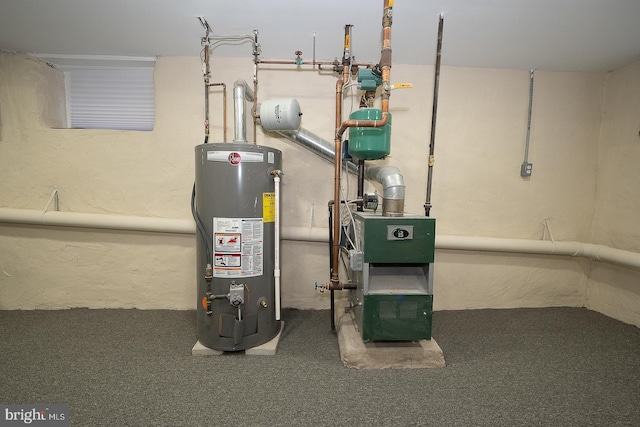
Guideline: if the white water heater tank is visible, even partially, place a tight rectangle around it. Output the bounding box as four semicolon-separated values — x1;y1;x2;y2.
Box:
260;98;302;131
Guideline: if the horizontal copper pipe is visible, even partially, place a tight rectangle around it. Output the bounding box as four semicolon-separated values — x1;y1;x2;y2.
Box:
258;59;336;66
258;59;376;68
336;110;390;138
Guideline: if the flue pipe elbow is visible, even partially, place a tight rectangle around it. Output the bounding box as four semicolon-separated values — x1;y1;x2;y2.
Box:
365;165;405;216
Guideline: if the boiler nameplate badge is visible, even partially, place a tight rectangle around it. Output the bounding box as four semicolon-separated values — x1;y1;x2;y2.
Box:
387;225;414;240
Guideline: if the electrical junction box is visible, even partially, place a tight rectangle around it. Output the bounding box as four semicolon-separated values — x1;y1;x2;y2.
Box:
521;162;533;177
348;212;436;341
349;250;364;271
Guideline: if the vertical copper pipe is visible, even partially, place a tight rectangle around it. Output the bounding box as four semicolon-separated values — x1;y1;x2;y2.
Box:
253;30;259;144
336;1;392;138
253;74;258;144
330;0;394;289
331;76;345;286
203;47;211;143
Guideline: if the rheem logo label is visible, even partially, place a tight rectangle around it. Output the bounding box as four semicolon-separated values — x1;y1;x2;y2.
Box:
228;152;241;165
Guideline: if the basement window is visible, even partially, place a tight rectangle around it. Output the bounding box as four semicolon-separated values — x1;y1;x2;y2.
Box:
41;55;156;131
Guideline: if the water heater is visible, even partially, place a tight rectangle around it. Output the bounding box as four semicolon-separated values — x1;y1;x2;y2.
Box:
194;142;282;351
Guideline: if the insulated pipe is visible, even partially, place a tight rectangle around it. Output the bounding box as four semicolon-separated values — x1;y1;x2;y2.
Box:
0;208;195;235
364;165;405;216
233;80;255;143
0;208;327;240
282;226;328;242
434;235;640;271
2;208;640;271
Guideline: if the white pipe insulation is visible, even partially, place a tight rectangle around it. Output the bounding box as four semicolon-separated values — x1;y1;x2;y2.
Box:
435;235;640;271
0;208;195;234
1;208;640;271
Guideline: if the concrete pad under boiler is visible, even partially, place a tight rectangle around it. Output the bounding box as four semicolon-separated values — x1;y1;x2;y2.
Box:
335;301;445;369
191;321;285;356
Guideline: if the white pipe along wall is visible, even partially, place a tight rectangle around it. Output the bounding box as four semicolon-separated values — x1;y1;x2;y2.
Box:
1;207;640;271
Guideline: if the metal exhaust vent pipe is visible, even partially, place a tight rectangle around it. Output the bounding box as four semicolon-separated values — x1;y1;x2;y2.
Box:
276;128;358;173
260;99;403;215
233;80;255;143
275;127;404;215
365;165;405;216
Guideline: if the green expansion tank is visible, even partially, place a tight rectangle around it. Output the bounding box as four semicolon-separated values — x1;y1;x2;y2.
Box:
348;108;392;160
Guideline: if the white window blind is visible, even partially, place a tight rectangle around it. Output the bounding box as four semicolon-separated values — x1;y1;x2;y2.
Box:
65;66;155;131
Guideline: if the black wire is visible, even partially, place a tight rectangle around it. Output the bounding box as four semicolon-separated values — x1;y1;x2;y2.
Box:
328;203;335;331
191;183;212;266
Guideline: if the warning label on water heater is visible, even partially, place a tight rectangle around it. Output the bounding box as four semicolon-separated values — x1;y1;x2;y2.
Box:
213;217;263;278
263;192;275;223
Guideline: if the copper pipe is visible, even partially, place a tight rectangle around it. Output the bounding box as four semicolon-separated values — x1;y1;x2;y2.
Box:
252;30;259;144
335;1;393;139
329;51;356;288
257;59;376;69
203;47;211;141
329;0;394;290
253;75;258;143
258;59;337;66
330;76;345;288
336;110;389;137
207;83;227;142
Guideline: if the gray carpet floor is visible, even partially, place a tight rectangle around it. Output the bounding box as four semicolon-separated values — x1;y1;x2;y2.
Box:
1;307;639;426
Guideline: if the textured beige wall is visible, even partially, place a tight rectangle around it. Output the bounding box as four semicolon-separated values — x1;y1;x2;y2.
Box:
0;54;202;309
587;60;640;325
1;51;634;325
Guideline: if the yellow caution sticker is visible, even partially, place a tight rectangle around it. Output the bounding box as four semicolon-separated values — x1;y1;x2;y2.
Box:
263;192;276;223
391;83;413;89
